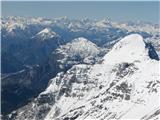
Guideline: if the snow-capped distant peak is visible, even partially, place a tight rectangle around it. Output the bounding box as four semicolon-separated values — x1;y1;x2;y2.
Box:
59;37;100;58
37;28;52;34
55;37;100;61
69;37;100;56
33;28;59;40
95;19;111;28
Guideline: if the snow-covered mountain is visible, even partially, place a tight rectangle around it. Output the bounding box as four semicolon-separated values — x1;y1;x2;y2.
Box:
49;37;101;68
2;16;160;117
33;28;59;40
62;37;100;59
8;34;160;120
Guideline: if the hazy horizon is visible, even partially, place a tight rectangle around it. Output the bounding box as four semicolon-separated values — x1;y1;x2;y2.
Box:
2;1;160;24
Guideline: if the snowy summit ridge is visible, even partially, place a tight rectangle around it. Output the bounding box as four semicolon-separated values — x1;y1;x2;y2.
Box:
103;34;149;64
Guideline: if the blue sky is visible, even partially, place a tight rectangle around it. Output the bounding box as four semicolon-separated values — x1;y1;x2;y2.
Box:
2;1;160;23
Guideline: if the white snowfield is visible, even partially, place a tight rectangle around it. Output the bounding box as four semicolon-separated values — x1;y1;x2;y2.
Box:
12;34;160;120
43;34;160;120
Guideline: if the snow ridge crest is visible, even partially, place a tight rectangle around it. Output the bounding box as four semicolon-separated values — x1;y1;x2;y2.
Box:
103;34;149;64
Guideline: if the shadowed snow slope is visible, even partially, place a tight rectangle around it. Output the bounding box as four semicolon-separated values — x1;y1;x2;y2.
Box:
9;34;160;120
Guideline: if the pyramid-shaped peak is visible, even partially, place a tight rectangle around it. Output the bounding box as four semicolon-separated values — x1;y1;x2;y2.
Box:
38;28;55;34
34;28;59;40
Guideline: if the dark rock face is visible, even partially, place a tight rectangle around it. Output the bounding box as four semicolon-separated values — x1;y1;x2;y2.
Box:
145;42;159;61
1;33;63;69
1;64;53;115
1;27;66;116
6;65;91;120
1;51;25;73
